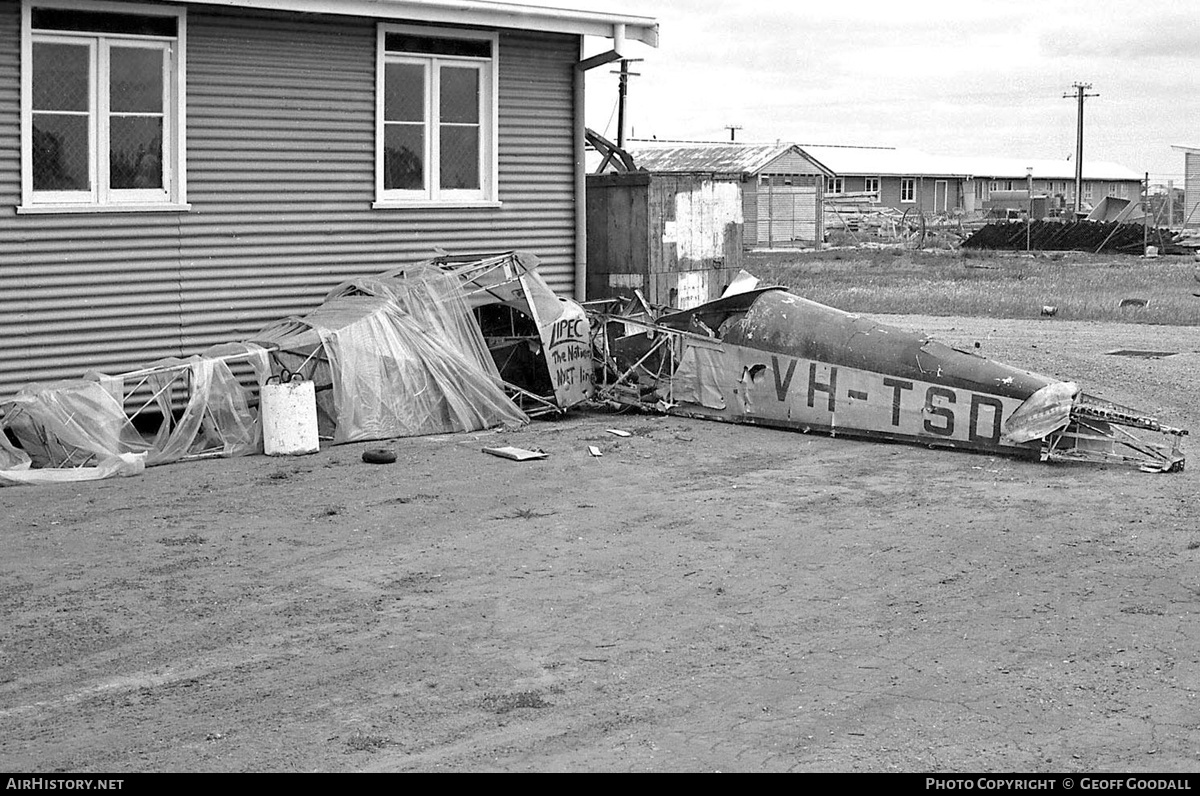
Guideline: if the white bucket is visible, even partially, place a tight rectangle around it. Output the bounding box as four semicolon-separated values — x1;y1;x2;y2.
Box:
261;377;319;456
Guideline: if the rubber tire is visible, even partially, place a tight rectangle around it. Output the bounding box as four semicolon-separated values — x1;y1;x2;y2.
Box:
362;448;397;464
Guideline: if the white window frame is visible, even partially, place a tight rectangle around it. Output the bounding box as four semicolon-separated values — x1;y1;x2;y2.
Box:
374;24;499;209
900;177;916;204
825;176;843;195
863;176;880;198
19;0;188;214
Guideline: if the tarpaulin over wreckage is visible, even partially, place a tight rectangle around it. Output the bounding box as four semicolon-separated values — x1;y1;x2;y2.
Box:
418;250;593;415
0;252;588;485
0;343;267;486
252;264;527;444
590;283;1186;472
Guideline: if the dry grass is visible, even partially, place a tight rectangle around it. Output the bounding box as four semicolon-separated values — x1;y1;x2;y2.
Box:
745;248;1200;325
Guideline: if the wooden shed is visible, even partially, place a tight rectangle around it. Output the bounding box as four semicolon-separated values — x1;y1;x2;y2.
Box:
586;142;831;308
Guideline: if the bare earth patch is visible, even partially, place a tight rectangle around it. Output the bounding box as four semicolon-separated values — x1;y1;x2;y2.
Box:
2;316;1198;772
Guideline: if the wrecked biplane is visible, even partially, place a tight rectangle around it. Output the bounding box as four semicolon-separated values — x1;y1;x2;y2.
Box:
589;285;1186;472
0;251;591;486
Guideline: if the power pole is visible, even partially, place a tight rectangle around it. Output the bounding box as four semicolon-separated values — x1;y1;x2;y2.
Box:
1143;172;1149;254
1026;166;1033;252
612;58;642;148
725;124;743;142
1063;82;1099;217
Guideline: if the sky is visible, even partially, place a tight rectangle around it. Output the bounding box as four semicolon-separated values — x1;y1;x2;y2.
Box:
560;0;1198;185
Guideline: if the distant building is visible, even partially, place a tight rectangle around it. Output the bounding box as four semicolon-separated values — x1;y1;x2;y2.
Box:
950;155;1143;219
796;145;1142;219
796;146;969;216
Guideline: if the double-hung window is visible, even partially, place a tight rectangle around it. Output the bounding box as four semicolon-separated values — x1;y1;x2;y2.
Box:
863;176;880;198
900;177;916;203
21;1;186;212
376;25;498;207
825;176;843;195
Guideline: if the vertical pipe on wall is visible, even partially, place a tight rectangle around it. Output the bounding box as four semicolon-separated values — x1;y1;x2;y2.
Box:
574;36;587;301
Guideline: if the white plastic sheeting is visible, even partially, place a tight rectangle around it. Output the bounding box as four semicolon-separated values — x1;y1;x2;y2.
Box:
0;380;147;485
250;266;527;444
0;344;268;486
0;258;549;486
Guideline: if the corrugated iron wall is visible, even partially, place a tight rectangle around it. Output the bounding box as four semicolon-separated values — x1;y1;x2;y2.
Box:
0;2;579;399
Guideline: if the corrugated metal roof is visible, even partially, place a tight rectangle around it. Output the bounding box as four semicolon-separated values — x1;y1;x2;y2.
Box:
624;142;814;175
798;145;1141;182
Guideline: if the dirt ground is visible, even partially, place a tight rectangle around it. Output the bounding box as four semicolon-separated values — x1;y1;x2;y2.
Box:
2;314;1198;773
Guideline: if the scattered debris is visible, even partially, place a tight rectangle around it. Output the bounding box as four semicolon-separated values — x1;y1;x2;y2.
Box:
157;534;206;547
1119;298;1149;308
343;730;391;753
605;429;632;437
482;446;548;462
588;446;603;457
1105;350;1177;359
495;507;556;520
480;690;550;714
1040;305;1058;317
361;449;397;464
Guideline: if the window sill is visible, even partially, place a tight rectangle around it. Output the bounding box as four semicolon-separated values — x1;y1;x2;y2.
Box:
372;200;502;210
17;202;192;215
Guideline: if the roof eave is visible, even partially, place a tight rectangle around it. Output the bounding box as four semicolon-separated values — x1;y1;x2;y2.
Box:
183;0;659;46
